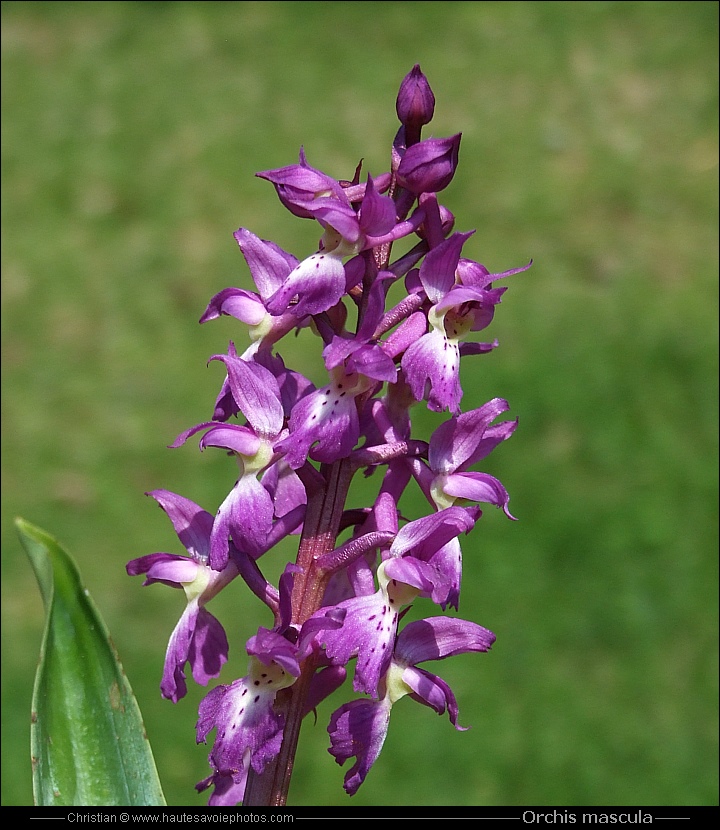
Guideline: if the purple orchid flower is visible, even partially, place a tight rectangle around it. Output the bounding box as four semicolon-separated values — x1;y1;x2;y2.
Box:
126;490;237;702
387;504;480;611
256;147;353;224
328;616;496;795
258;151;397;244
274;366;374;469
200;229;305;361
196;628;299;789
310;560;417;700
313;505;479;697
196;575;346;803
257;152;436;320
408;398;518;520
260;175;398;320
400;231;514;414
171;355;295;568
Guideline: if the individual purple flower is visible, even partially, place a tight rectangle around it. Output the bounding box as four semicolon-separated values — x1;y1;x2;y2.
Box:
196;628;299;785
387;504;480;610
401;232;516;413
311;561;414;699
261;174;398;319
258;152;397;244
171;356;290;568
424;397;518;519
126;490;237;702
200;229;305;360
197;597;345;798
256;147;352;225
204;354;314;518
387;505;478;562
313;506;478;697
327;616;496;795
171;420;273;568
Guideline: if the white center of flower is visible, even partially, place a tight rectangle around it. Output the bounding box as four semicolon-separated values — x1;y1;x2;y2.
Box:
377;561;421;608
430;474;457;510
182;563;212;604
239;439;274;476
247;655;296;693
384;660;412;705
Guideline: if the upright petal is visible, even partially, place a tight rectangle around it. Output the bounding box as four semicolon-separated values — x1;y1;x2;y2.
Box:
418;232;473;303
389;506;478;560
428;399;511;474
146;489;215;561
209;353;284;439
210;476;275;568
233;228;298;300
358;175;396;237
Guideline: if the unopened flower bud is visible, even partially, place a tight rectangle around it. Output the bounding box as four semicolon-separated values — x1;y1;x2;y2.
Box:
397;134;461;194
396;64;435;143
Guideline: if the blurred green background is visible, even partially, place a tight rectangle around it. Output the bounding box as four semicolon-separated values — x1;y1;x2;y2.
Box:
2;0;717;808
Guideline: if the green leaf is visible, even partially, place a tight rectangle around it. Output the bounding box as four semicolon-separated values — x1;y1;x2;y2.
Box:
17;517;166;807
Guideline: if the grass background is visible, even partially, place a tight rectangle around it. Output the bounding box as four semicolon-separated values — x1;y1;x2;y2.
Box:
2;0;717;808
